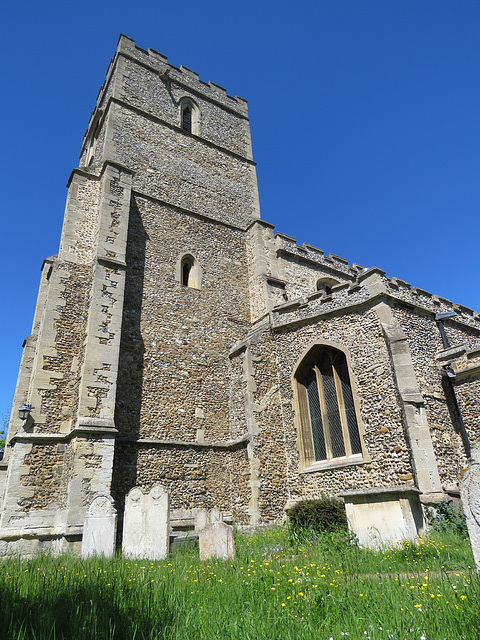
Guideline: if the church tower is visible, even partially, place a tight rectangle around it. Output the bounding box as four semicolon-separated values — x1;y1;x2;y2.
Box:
0;35;262;553
3;36;479;556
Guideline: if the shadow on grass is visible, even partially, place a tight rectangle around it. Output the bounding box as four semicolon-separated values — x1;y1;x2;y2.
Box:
0;580;174;640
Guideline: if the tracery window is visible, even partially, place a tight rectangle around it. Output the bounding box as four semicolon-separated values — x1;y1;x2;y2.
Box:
294;344;365;470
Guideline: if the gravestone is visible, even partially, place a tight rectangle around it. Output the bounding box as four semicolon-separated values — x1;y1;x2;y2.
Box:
199;521;235;560
122;484;170;560
460;442;480;573
81;494;117;558
210;506;223;523
194;508;209;532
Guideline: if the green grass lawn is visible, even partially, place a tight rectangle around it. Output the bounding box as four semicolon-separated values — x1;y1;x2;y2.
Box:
0;528;477;640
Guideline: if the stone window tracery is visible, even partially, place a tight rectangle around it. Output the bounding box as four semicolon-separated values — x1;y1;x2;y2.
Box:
294;344;366;471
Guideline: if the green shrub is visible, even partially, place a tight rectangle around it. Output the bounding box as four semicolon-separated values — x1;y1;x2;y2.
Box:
287;496;348;536
426;499;469;539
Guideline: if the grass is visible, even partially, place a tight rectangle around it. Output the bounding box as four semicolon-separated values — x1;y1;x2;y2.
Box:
0;528;477;640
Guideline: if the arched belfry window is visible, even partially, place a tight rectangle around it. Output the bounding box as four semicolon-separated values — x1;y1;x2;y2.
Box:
294;344;366;470
179;98;200;135
316;277;340;295
182;256;193;286
176;253;202;290
182;105;192;132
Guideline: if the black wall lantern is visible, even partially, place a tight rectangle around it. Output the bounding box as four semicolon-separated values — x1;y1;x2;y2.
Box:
18;404;34;421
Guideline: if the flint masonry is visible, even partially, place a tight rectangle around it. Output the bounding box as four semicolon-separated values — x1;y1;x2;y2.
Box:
1;35;479;554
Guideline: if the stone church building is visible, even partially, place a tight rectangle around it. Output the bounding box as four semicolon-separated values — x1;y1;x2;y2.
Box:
1;35;479;554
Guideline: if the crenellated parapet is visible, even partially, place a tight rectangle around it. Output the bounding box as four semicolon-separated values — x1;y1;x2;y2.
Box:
270;265;480;334
274;232;363;280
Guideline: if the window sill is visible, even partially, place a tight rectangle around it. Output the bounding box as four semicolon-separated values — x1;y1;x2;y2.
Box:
301;454;366;474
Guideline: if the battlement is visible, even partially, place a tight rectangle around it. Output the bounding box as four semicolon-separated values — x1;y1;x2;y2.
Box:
116;35;249;115
271;265;480;332
274;231;363;278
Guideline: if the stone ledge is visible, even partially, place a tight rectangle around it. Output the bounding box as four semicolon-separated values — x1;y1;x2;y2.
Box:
0;525;83;541
301;454;367;474
97;255;127;269
454;362;480;382
10;420;119;445
339;485;421;499
271;290;480;334
116;434;250;451
132;190;247;232
435;344;468;362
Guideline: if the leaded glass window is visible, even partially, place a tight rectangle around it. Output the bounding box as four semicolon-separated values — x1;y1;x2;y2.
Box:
296;346;363;466
182;105;192;132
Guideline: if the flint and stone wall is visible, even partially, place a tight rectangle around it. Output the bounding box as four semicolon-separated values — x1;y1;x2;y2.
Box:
2;35;479;555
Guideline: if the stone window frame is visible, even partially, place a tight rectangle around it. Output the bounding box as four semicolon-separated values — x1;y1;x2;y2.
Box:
85;110;103;167
316;277;340;295
292;340;369;473
179;97;201;136
176;252;202;289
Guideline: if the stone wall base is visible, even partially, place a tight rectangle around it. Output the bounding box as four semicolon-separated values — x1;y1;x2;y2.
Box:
0;529;82;557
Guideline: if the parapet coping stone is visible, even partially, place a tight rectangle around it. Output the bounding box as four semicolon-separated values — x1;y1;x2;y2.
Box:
435;344;469;362
340;485;421;499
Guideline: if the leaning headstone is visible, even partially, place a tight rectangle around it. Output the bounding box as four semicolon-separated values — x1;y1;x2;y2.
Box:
460;442;480;573
199;521;235;560
81;494;117;558
122;484;170;560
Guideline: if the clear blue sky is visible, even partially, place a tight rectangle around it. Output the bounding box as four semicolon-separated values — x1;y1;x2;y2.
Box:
1;0;480;416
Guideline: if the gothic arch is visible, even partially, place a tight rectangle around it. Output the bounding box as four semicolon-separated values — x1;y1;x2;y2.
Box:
292;340;368;471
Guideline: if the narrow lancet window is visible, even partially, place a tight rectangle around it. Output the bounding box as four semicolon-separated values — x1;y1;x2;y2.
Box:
182;106;192;133
182;256;193;286
177;253;202;290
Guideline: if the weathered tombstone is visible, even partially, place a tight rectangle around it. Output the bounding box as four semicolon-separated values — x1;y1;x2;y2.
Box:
460;442;480;573
194;508;209;532
210;506;223;523
122;484;170;560
199;521;235;560
81;494;117;558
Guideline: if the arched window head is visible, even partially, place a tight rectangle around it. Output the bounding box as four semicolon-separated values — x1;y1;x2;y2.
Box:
294;343;366;470
316;277;340;295
182;256;194;286
176;253;202;289
182;106;192;132
179;98;200;135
